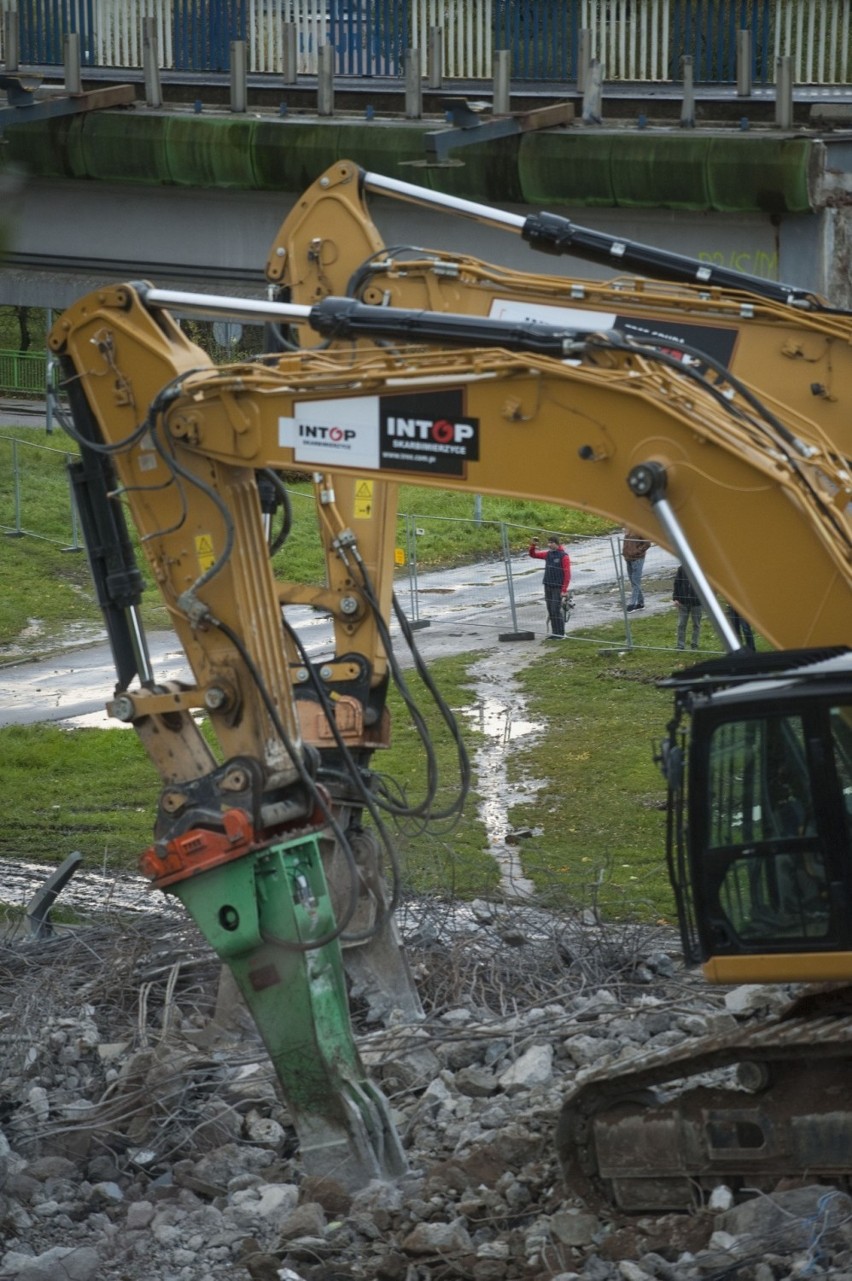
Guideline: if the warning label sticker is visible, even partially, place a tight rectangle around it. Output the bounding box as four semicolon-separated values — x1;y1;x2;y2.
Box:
195;533;216;572
353;480;374;519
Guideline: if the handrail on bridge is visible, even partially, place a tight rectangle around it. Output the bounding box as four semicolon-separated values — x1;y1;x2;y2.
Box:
1;1;849;87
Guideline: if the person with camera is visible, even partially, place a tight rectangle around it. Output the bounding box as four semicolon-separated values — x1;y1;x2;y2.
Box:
529;534;571;638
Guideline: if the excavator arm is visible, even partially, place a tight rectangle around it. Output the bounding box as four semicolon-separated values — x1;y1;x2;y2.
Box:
267;160;852;458
269;159;831;310
50;282;852;1206
53;300;415;1189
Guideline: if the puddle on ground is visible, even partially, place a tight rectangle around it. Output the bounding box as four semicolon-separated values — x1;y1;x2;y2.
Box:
462;662;546;900
62;710;130;730
0;622;107;664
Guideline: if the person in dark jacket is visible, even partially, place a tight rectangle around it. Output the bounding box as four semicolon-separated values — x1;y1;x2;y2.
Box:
529;534;571;638
673;565;702;651
727;605;756;651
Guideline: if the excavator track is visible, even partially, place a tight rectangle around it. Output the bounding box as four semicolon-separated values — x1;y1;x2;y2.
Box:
557;994;852;1212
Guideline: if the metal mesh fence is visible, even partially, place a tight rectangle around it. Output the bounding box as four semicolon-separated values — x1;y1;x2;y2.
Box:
0;350;47;397
0;434;82;548
396;511;688;653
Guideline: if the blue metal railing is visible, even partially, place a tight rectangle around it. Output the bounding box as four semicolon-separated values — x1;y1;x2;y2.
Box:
495;0;581;82
171;0;245;74
17;0;95;66
331;1;410;78
669;0;772;82
7;0;851;84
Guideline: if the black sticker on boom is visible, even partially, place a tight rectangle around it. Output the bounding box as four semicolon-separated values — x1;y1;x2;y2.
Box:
379;390;479;477
615;316;738;369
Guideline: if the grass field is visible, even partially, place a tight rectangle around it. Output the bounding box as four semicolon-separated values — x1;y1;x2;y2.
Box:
0;625;682;921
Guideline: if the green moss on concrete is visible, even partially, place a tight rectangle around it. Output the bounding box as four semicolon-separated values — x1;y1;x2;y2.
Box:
253;120;345;190
519;132;615;205
422;137;524;204
520;129;813;213
4;114;86;179
0;112;818;215
331;123;430;176
609;134;711;209
165;116;258;187
78;113;174;184
707;136;811;213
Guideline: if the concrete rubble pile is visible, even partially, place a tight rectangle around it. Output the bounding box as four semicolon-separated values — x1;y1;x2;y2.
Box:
1;904;851;1281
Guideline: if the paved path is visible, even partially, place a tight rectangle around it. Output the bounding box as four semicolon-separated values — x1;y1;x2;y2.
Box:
0;537;679;728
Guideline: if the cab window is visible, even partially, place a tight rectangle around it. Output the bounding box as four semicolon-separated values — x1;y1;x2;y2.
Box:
704;715;831;946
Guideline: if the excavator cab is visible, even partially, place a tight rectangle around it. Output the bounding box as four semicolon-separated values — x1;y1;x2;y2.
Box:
662;648;852;986
560;646;852;1212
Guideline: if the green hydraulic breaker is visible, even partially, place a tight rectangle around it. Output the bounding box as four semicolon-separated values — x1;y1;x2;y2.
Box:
143;818;407;1187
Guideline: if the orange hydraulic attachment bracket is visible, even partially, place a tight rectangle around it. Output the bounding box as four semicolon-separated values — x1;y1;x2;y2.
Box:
140;808;258;889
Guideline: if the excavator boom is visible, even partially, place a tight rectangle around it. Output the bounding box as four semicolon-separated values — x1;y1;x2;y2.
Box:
268;160;852;458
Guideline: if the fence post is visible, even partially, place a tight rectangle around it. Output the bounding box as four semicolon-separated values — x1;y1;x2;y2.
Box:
405;514;429;630
46;358;58;435
318;43;334;117
65;458;82;552
581;58;603;124
143;18;163;109
405;514;417;623
498;523;535;642
45;306;56;436
64;32;82;94
427;26;443;89
230;40;247;112
8;439;23;537
493;50;510;114
404;48;422;119
611;534;633;650
4;9;19;71
577;28;591;92
680;55;696;128
736;29;752;97
775;55;793;129
282;23;298;84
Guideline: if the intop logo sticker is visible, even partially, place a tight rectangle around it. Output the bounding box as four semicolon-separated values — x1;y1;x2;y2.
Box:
379;390;479;477
301;423;356;444
279;396;380;469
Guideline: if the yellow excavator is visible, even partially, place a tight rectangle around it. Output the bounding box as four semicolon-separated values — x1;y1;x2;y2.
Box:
49;273;852;1208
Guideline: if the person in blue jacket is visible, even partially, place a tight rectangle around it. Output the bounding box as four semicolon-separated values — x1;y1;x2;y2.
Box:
529;534;571;638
